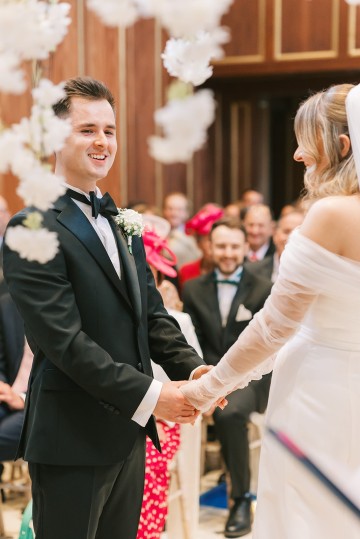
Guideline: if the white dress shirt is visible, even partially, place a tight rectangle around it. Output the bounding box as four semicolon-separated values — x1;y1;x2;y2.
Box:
248;241;270;262
66;183;162;427
215;267;243;327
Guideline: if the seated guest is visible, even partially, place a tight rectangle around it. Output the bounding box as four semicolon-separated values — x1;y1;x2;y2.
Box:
239;189;264;207
162;192;201;268
182;218;272;538
242;204;275;262
0;293;33;462
179;203;224;290
250;210;305;282
137;222;202;539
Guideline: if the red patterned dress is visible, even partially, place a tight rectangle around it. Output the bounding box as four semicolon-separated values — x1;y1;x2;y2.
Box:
136;422;181;539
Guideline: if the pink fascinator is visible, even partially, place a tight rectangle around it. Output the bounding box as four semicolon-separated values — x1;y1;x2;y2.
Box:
143;228;177;278
185;204;224;236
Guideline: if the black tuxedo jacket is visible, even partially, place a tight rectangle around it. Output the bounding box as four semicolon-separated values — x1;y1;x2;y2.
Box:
182;267;272;365
246;256;275;282
3;194;203;466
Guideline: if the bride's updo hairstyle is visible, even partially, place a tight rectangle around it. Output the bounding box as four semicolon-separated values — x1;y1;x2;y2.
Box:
294;83;358;201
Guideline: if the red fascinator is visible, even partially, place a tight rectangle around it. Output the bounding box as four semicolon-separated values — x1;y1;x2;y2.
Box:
143;228;177;278
185;204;224;236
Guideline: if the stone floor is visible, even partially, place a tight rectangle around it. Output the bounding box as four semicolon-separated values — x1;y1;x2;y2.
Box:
0;469;252;539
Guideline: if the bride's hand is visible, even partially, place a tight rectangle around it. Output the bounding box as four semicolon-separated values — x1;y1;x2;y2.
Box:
192;364;213;380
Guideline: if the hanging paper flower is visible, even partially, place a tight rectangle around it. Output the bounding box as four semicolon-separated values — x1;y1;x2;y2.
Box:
150;0;233;38
0;1;71;94
87;0;140;27
6;224;60;264
162;28;229;86
148;88;216;163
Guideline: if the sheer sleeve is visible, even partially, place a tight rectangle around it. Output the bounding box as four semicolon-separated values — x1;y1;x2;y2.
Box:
180;230;355;411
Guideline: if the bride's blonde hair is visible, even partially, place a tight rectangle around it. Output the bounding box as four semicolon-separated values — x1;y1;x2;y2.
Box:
294;83;359;201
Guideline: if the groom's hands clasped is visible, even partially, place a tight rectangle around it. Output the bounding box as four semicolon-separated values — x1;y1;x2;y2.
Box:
153;381;200;424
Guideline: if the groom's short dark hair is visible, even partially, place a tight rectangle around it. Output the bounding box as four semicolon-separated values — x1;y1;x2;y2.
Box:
53;76;115;118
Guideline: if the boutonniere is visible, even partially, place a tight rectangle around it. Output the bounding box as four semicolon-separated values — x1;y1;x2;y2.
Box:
114;208;144;255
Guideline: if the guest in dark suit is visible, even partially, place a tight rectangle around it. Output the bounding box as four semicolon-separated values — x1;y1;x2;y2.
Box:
0;293;32;462
3;77;206;539
250;210;305;282
0;196;11;297
183;217;272;538
242;204;275;262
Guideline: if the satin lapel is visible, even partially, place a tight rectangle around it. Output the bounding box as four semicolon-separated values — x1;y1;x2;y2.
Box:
202;274;223;339
108;218;142;323
55;197;132;310
226;269;252;326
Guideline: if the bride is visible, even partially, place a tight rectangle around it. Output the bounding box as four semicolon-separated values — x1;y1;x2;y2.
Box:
181;83;360;538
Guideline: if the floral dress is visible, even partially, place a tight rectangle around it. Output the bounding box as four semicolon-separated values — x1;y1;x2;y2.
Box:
136;422;181;539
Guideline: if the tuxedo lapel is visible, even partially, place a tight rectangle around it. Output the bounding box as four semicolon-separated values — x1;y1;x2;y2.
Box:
201;274;223;340
226;269;253;327
54;196;132;311
108;218;142;323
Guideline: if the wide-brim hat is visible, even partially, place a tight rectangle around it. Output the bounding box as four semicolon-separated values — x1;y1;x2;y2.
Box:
143;228;177;278
142;214;171;239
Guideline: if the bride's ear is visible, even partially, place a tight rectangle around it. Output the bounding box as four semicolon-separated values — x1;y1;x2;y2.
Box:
339;134;351;157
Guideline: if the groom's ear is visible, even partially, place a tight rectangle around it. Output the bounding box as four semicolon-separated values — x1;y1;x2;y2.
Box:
339;134;351;158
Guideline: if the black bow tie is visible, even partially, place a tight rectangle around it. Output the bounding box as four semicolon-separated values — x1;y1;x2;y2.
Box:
66;188;118;219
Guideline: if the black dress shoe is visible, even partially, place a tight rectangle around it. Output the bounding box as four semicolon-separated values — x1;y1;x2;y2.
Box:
224;495;252;538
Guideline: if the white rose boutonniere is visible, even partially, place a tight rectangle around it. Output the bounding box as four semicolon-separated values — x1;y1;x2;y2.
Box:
115;208;145;254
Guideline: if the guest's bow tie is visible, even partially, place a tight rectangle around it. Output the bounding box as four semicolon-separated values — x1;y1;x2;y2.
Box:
214;279;240;286
66;188;118;219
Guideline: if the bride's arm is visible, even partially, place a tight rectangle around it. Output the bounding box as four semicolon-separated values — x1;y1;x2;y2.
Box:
180;238;318;411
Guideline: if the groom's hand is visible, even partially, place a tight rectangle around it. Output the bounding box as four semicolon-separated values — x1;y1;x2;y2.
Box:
154;381;200;424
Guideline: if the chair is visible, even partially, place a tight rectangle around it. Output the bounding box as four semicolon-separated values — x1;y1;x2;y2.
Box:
166;420;202;539
248;412;265;495
0;461;31;539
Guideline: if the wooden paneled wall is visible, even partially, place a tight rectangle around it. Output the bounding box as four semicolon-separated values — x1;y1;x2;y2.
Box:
1;0;360;217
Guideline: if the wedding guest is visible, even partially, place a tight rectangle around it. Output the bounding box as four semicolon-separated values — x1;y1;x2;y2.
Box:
3;76;206;539
182;218;272;537
0;196;10;296
0;293;33;462
162;192;200;268
181;83;360;539
178;203;224;290
239;189;264;207
137;222;202;539
242;204;275;262
250;210;305;282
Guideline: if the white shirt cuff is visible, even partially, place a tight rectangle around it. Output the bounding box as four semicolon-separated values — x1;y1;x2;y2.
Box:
131;379;163;427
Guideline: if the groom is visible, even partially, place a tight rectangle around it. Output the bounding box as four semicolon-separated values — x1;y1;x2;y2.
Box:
3;77;205;539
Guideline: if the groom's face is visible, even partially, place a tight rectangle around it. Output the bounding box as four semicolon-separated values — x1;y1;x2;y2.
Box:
55;97;117;191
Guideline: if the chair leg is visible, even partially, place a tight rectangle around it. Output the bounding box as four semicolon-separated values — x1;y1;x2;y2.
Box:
0;497;12;539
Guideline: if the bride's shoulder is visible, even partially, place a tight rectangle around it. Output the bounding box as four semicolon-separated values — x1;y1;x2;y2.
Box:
305;194;360;223
300;195;360;253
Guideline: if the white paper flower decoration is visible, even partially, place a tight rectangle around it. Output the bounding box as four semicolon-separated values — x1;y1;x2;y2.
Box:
87;0;140;27
162;28;229;86
6;225;60;264
148;89;216;163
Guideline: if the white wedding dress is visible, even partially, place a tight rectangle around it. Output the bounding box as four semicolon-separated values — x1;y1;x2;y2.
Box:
181;229;360;538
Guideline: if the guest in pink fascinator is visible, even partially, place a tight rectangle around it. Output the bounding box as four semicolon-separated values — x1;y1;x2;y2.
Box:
137;225;202;539
179;203;224;290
